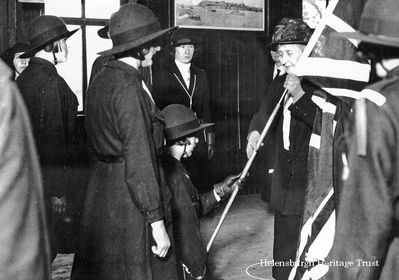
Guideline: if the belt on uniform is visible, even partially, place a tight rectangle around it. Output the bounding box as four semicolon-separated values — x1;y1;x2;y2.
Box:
94;152;123;163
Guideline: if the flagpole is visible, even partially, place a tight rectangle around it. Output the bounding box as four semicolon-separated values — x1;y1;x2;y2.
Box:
207;0;342;254
206;89;288;253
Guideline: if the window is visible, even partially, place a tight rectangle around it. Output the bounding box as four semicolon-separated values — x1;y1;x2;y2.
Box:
45;0;119;111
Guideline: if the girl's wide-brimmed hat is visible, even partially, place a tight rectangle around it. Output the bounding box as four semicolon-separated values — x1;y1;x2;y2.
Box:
20;15;79;59
98;3;175;56
337;0;399;48
162;104;214;141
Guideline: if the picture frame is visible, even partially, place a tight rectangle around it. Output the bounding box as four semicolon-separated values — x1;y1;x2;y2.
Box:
174;0;265;31
18;0;44;3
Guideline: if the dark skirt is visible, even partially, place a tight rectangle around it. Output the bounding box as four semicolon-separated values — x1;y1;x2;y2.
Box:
71;161;177;280
272;212;301;280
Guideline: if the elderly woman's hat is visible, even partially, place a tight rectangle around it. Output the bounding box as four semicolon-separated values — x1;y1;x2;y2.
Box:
20;15;78;58
162;104;214;141
98;4;175;56
338;0;399;48
268;18;312;51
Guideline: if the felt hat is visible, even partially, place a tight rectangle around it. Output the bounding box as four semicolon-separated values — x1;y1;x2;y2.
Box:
268;18;312;51
338;0;399;48
98;3;175;56
20;15;78;58
0;42;30;69
97;21;110;39
162;104;214;141
170;28;198;47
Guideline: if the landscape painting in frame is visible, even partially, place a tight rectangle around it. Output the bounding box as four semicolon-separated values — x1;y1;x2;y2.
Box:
175;0;264;31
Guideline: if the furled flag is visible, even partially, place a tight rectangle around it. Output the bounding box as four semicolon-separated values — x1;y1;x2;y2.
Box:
288;0;370;279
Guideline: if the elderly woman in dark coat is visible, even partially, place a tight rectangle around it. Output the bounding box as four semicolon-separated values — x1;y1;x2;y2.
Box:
71;4;178;280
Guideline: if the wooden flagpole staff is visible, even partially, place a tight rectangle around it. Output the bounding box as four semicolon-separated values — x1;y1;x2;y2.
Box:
206;0;342;253
206;89;288;253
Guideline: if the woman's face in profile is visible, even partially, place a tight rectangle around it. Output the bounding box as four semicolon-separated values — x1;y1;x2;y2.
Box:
13;52;30;73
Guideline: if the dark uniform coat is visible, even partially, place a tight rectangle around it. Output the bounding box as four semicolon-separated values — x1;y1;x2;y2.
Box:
249;74;317;216
71;60;177;280
153;62;213;192
17;57;78;199
248;74;317;279
88;54;112;86
327;66;399;280
162;154;219;280
0;60;51;280
153;62;211;123
17;57;78;257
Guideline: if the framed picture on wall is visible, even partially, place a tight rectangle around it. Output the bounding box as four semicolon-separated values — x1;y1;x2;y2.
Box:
175;0;265;31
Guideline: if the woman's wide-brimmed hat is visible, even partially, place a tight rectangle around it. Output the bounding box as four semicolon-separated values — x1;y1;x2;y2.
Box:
20;15;79;58
267;18;312;51
97;21;109;39
98;3;175;56
0;42;30;69
337;0;399;48
162;104;214;141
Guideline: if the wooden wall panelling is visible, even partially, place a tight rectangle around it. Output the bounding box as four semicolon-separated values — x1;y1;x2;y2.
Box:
0;0;9;53
269;0;303;33
139;0;302;195
16;3;43;43
0;1;42;54
0;0;16;53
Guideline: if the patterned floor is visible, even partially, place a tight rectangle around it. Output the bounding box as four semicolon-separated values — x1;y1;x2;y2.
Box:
51;194;274;280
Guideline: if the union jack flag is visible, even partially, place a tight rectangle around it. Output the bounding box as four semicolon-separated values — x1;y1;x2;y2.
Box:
289;0;370;279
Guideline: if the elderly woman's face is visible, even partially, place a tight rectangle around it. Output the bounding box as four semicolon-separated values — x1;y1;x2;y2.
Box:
13;52;30;73
277;44;305;74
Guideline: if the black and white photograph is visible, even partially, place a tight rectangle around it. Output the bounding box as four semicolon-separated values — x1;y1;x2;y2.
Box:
0;0;398;280
175;0;264;31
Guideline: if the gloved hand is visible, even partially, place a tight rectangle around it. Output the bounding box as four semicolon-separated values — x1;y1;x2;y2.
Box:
284;74;305;103
246;131;262;159
207;131;215;160
214;173;241;198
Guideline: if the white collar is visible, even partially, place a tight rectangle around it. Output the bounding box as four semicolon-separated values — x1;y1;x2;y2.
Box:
175;59;191;74
119;57;140;69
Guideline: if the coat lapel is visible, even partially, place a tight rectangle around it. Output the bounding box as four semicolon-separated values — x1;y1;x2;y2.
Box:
188;65;196;93
172;62;189;91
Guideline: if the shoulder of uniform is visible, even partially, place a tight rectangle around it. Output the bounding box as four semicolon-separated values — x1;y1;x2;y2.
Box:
360;77;399;106
354;77;399;157
191;63;205;73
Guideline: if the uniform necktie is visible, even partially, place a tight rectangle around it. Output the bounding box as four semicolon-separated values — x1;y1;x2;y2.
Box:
282;94;293;150
275;69;281;79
